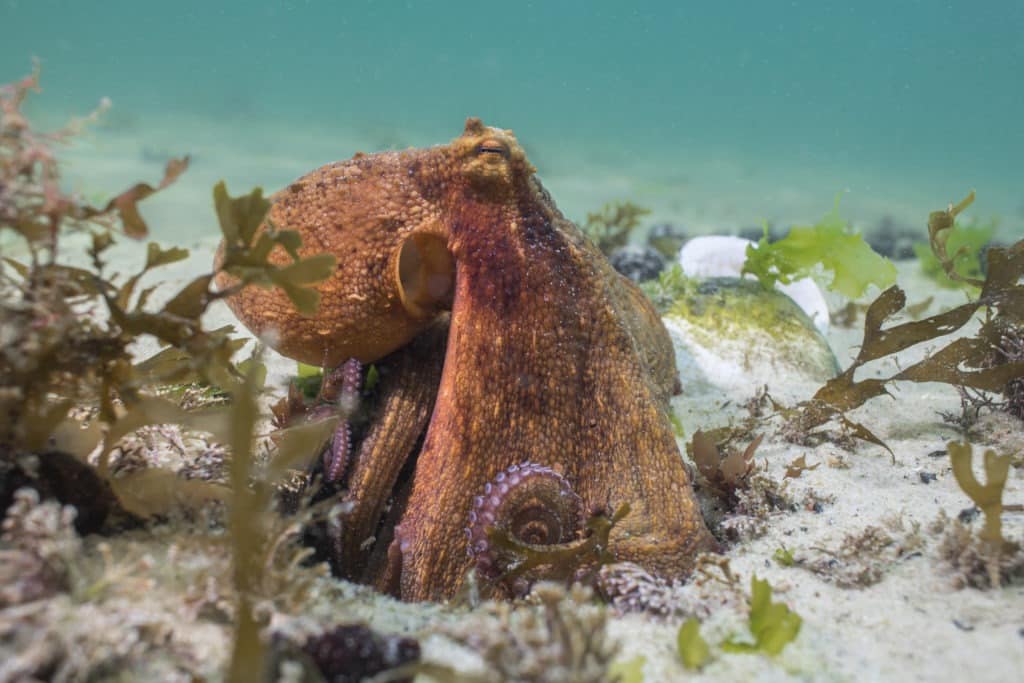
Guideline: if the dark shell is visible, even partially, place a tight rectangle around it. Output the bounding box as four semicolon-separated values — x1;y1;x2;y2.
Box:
466;462;583;581
302;624;419;683
608;245;665;283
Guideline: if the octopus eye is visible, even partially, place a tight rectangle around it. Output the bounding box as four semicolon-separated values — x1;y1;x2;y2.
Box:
477;138;510;158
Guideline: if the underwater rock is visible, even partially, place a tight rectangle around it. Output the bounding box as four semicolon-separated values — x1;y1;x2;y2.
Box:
0;450;124;535
291;624;419;683
738;224;783;243
678;235;830;333
867;217;919;260
662;277;839;398
647;222;688;258
608;244;665;282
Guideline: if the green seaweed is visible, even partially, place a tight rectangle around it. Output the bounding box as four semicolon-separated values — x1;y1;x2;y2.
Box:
722;575;802;656
676;618;711;670
741;197;897;299
773;547;796;567
639;263;698;314
609;655;646;683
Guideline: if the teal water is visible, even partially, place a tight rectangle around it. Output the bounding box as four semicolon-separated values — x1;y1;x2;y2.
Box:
2;0;1022;239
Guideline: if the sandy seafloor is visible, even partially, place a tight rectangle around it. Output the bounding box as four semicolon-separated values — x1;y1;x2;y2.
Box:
2;114;1023;683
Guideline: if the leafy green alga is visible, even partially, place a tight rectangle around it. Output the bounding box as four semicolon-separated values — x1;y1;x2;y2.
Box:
677;618;711;670
722;575;802;656
742;198;897;299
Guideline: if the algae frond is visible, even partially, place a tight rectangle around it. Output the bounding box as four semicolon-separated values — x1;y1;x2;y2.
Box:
789;193;1024;450
741;196;897;299
0;68;337;681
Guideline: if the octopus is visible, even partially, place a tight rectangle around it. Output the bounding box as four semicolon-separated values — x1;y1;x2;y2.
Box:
215;118;716;601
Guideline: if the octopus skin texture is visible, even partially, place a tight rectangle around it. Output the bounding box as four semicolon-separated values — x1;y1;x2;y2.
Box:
215;118;716;601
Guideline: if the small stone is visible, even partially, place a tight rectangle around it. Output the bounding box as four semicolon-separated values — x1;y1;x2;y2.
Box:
647;223;687;258
866;217;919;260
957;506;980;524
918;472;937;484
677;235;829;332
609;245;665;283
302;624;419;683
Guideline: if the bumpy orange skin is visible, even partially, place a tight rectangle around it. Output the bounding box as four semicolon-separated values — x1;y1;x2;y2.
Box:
216;119;716;601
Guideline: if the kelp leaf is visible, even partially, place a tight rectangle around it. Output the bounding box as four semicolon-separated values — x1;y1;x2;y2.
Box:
146;242;190;269
834;413;893;458
948;441;1012;548
49;417;104;460
213;181;270;247
91;157;190;238
271;278;320;315
925;191;984;288
273;253;337;286
677;618;711;670
721;434;762;484
2;257;29;278
784;455;819;479
21;399;73;452
161;274;214;319
895;337;1024;392
691;430;721;482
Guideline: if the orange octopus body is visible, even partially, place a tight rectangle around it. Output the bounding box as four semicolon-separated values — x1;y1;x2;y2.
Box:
216;119;716;601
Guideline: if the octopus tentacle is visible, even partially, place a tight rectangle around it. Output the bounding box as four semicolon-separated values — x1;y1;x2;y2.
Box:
466;462;584;595
337;321;447;582
320;358;362;485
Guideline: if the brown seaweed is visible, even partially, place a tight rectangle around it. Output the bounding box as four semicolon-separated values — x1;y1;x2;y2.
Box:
791;193;1024;450
0;68;337;681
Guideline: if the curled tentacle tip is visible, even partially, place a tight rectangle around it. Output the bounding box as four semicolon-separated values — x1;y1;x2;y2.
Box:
465;462;583;582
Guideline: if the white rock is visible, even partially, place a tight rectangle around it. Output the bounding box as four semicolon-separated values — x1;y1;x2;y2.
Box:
678;235;830;333
662;278;839;401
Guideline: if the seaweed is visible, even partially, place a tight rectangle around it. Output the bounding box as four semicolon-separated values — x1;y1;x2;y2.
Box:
913;192;994;289
721;575;802;656
581;201;650;255
689;429;762;503
787;193;1024;450
0;68;337;681
741;197;897;299
639;263;696;314
486;503;631;591
676;618;711;670
948;441;1015;552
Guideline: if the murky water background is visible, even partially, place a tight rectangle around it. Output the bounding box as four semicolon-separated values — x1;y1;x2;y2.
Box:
3;0;1022;240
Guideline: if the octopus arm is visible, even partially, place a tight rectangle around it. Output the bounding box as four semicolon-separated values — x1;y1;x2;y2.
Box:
336;319;447;581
